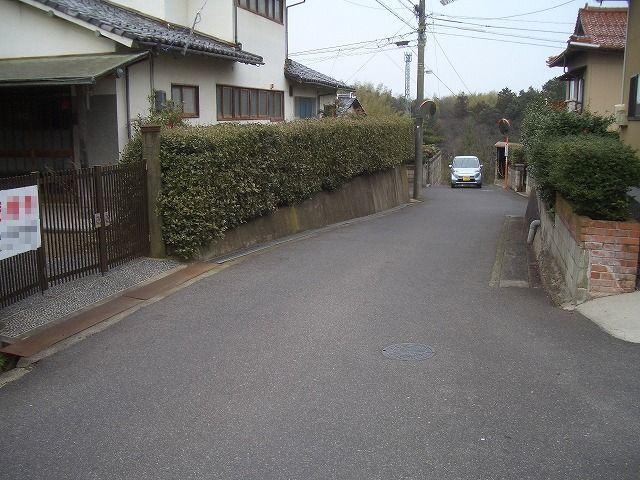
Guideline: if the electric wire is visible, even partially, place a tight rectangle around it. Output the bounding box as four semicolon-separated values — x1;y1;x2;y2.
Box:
289;31;415;56
429;22;568;44
427;28;471;94
373;0;417;30
428;15;572;35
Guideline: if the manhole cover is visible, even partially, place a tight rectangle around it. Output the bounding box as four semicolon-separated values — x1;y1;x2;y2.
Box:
382;343;435;361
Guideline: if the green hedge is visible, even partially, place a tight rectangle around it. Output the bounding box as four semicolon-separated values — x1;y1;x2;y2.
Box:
547;135;640;220
122;117;412;258
522;104;640;219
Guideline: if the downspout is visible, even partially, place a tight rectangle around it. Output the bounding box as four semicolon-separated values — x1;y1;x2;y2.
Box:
285;0;306;59
126;66;131;139
149;53;155;95
233;0;238;44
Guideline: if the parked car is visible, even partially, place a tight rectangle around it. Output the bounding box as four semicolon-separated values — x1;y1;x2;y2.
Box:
449;156;483;188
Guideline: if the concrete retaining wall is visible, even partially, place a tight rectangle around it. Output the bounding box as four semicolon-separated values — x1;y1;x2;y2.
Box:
198;166;409;260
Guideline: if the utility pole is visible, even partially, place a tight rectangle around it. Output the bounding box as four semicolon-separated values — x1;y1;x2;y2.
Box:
413;0;426;200
404;52;412;114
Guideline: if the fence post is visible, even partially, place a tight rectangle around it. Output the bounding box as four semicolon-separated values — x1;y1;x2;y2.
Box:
33;172;48;292
92;166;109;274
141;125;166;258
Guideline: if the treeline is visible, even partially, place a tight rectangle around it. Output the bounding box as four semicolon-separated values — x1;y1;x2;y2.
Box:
354;79;565;182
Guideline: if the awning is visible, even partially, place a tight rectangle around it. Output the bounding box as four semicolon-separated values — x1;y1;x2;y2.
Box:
0;52;149;87
557;66;587;81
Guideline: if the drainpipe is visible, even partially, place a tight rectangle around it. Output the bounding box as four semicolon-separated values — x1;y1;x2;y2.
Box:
285;0;306;59
527;220;541;244
233;0;238;44
149;54;155;94
125;66;131;140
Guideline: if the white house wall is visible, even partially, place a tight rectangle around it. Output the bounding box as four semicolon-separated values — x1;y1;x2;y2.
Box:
109;0;165;19
189;0;234;44
106;0;235;43
0;0;115;58
235;8;289;115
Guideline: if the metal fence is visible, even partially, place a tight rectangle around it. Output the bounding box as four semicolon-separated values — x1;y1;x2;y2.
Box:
1;163;149;308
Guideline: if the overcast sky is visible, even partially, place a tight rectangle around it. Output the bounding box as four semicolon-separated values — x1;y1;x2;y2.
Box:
287;0;628;98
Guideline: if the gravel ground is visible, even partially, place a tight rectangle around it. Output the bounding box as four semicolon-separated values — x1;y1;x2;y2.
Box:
0;257;181;339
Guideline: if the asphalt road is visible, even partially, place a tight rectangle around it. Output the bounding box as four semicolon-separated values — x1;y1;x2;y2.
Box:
1;186;639;480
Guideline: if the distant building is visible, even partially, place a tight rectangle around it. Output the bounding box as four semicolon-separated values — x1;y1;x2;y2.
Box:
547;5;627;115
336;93;367;117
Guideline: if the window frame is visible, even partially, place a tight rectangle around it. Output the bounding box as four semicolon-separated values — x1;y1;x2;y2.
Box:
236;0;284;24
565;76;584;114
629;74;640;120
216;85;284;121
295;96;317;119
170;84;200;118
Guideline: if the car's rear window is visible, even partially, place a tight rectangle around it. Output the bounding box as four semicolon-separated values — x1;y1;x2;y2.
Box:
453;157;479;168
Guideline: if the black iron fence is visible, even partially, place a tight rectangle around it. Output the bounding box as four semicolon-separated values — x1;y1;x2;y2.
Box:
1;163;149;308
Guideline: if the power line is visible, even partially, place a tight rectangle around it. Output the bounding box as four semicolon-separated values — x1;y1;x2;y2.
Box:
289;32;415;56
428;15;572;35
373;0;417;30
430;22;567;45
301;43;418;64
427;28;471;94
345;52;380;81
341;0;406;10
410;47;455;96
433;0;577;22
430;29;568;49
486;0;577;20
396;0;416;16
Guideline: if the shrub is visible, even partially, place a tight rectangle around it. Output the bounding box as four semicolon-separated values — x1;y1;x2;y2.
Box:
509;146;525;165
547;135;640;220
122;117;412;258
522;103;618;206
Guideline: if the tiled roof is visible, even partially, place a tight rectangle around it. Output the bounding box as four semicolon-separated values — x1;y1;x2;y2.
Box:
571;6;627;50
547;6;627;67
20;0;263;64
336;96;365;116
285;59;353;90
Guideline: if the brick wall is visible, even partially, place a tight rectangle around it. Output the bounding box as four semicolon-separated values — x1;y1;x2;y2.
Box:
555;195;640;298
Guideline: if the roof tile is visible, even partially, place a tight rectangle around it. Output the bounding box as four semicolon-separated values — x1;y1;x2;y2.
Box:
571;6;627;50
285;59;352;90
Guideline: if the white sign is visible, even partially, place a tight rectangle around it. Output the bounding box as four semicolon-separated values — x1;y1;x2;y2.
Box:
0;185;41;261
505;143;509;158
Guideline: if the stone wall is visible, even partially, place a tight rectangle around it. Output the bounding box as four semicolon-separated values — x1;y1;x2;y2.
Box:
535;192;640;302
507;164;526;192
198;166;409;260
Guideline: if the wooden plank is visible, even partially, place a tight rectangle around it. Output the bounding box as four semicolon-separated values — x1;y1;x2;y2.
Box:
124;263;217;300
0;296;142;358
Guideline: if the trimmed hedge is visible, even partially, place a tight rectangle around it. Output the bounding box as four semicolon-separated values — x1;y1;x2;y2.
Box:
122;117;412;258
547;135;640;220
522;103;640;220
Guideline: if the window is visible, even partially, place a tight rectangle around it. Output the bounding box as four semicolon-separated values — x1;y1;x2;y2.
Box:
295;97;316;119
237;0;283;23
217;85;284;121
566;76;584;113
629;74;640;119
171;84;199;118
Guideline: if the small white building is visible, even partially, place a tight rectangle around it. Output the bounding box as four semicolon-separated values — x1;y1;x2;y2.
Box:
0;0;353;175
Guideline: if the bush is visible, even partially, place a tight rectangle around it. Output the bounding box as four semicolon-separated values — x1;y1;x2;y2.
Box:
522;103;619;207
121;117;412;258
547;135;640;220
509;146;525;165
